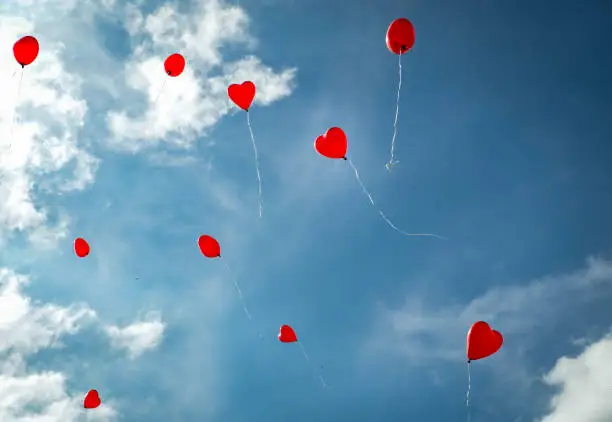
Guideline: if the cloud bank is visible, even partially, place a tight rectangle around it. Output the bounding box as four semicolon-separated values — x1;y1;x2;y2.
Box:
538;333;612;422
1;0;297;419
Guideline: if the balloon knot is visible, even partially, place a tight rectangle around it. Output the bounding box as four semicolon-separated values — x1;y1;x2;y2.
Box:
342;156;347;161
20;63;24;68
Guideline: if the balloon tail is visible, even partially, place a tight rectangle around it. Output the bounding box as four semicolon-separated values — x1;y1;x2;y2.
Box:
386;53;403;170
8;68;25;149
153;77;167;104
246;111;263;218
298;341;328;388
466;361;472;422
347;158;444;239
220;258;264;340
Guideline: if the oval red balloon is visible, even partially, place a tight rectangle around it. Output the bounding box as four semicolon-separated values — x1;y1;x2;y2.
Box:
198;235;221;258
314;127;348;160
228;81;256;111
13;36;39;67
278;325;297;343
164;53;185;77
466;321;503;361
74;238;90;258
84;389;101;409
386;18;415;55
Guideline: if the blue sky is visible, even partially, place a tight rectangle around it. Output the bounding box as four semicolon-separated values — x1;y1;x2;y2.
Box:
0;0;611;421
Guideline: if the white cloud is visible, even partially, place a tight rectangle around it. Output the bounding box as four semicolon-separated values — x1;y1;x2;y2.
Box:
366;257;612;362
0;268;96;355
104;312;166;359
0;371;117;422
0;0;299;419
0;268;116;421
538;333;612;422
105;0;297;152
0;16;99;247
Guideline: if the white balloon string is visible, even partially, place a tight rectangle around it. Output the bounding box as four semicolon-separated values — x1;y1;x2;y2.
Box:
153;77;167;104
246;111;263;218
220;257;263;340
466;361;472;422
298;341;328;388
386;53;403;171
347;157;444;239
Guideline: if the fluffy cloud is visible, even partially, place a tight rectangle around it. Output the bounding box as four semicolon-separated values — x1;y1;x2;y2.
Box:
0;16;98;247
538;333;612;422
0;370;117;422
1;0;296;244
0;268;116;421
0;0;297;419
366;257;612;362
104;312;166;359
105;0;297;152
0;269;96;355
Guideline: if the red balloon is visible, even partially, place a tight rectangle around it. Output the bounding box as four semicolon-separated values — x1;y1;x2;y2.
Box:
278;325;297;343
314;127;348;160
198;235;221;258
164;53;185;77
466;321;503;361
386;18;415;55
84;389;101;409
74;238;90;258
13;36;39;67
228;81;256;111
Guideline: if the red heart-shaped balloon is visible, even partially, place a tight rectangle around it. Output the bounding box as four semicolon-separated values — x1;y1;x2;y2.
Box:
84;389;101;409
314;127;348;160
386;18;416;55
278;324;297;343
74;237;90;258
228;81;256;111
198;235;221;258
13;35;39;67
466;321;503;361
164;53;186;77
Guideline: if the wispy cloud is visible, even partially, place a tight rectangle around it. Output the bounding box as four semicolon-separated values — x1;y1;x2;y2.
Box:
358;257;612;421
365;257;612;362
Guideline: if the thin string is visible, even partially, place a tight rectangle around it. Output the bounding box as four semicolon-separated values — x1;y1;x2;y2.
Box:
347;157;445;239
466;361;472;422
8;68;25;149
386;53;403;171
246;110;263;218
153;77;168;104
220;257;264;340
298;341;328;388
